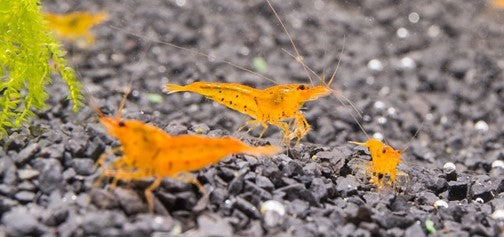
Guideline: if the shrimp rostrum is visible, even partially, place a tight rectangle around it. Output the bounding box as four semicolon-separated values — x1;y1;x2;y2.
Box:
95;92;282;212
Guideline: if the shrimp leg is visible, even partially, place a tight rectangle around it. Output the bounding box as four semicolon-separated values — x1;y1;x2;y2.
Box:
145;176;163;213
269;120;291;145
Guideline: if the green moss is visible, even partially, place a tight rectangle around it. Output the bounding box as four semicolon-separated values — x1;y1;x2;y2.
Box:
0;0;83;136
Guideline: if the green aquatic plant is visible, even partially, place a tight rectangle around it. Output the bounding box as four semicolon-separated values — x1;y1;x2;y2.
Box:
0;0;83;135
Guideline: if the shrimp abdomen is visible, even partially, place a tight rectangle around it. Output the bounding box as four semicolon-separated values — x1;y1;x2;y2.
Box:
164;82;260;117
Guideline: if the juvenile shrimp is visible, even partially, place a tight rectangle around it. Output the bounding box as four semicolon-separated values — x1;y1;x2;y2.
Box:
43;11;107;47
94;90;282;212
349;122;424;189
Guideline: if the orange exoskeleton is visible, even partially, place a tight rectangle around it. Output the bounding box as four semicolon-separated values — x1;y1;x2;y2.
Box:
95;90;282;212
43;11;107;47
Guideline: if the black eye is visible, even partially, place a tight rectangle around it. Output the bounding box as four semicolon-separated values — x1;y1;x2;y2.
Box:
298;85;306;90
118;120;125;127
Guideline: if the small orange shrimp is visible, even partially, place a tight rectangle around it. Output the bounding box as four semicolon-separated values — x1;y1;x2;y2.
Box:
349;138;404;188
95;90;282;212
43;11;107;47
349;121;424;188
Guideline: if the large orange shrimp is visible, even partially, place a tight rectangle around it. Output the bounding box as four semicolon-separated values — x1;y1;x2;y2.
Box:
95;91;282;212
43;11;107;47
162;0;361;145
164;81;333;145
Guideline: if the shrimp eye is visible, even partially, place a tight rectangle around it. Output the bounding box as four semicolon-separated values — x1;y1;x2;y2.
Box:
118;120;126;127
382;148;387;154
297;85;306;90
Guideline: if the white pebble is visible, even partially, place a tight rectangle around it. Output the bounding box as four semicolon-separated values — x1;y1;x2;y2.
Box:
434;199;448;209
474;120;489;132
377;116;387;125
240;46;250;56
366;76;375;85
474;198;484;204
443;162;456;173
408;12;420;23
373;101;385;110
387;107;396;116
379;86;390;96
491;160;504;169
372;132;384;141
397;27;409;38
260;200;285;216
175;0;186;7
368;59;384;71
400;57;416;69
491;210;504;220
428;25;441;38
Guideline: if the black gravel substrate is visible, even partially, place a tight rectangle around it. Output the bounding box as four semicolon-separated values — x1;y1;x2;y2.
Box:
1;0;504;236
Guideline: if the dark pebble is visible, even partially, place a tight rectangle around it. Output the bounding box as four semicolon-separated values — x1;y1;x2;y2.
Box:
39;143;65;159
209;187;227;205
310;177;328;202
448;181;468;201
0;184;17;197
234;197;260;219
196;213;233;237
0;198;18;214
2;208;46;236
373;212;415;229
164;122;188;135
43;208;69;226
15;143;40;165
71;158;95;176
336;175;359;196
228;174;244;195
81;211;127;235
14;191;35;203
91;189;119;209
275;184;319;206
416;191;438;205
64;139;87;157
404;222;426;237
470;175;494;202
35;158;64;194
114;188;147;215
255;175;275;191
244;180;272;199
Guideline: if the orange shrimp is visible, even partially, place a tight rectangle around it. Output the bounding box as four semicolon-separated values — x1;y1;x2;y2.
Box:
164;81;333;145
95;91;282;212
349;121;424;188
349;138;404;188
43;11;107;47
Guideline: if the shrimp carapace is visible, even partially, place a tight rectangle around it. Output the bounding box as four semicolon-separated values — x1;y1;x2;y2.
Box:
43;11;107;47
164;82;331;145
349;138;403;188
96;92;282;212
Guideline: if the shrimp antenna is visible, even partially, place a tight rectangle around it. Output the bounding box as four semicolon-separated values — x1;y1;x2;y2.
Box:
107;25;279;85
116;86;131;120
400;119;426;153
327;35;346;87
265;0;315;85
281;48;320;82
